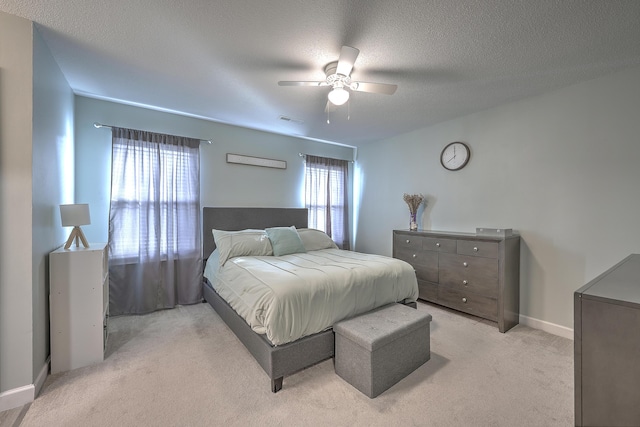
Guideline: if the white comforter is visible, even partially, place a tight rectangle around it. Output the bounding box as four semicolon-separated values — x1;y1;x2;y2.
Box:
205;248;419;345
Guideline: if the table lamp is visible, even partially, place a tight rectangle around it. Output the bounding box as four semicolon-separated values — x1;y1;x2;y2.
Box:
60;204;91;249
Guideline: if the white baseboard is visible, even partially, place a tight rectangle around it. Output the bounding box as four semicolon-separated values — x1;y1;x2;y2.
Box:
0;358;49;412
519;314;574;340
0;384;34;412
34;357;50;397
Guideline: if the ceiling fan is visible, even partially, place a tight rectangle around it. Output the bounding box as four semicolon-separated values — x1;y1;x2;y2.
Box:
278;46;398;108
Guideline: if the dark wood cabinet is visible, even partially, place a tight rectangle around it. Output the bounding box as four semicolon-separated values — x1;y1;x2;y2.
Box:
574;254;640;427
393;230;520;333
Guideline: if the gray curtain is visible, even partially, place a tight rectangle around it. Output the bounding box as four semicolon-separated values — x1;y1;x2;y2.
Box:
304;154;350;250
108;127;202;315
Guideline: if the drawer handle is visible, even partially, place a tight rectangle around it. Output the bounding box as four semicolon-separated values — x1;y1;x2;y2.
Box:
463;280;468;285
473;247;478;252
462;297;467;303
436;242;441;247
412;254;417;258
406;239;410;244
463;262;468;267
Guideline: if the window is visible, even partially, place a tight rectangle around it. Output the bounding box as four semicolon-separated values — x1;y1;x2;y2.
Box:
304;155;350;249
108;127;202;315
110;140;199;261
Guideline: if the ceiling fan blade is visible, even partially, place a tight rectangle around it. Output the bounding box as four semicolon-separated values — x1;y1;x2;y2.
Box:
278;81;328;87
336;46;359;76
352;81;398;95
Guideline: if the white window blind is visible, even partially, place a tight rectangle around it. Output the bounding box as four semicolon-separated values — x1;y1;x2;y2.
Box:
304;154;350;250
109;133;200;262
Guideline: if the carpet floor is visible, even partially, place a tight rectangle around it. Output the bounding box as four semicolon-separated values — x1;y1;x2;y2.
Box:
18;301;574;426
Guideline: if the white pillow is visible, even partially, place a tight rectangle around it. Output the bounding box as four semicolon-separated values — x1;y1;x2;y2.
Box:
212;229;273;266
297;228;338;251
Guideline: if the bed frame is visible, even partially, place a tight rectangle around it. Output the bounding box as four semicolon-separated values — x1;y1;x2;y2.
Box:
202;207;335;393
202;207;416;393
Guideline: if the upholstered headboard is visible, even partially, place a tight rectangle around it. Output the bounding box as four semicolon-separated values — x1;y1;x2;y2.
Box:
202;207;308;260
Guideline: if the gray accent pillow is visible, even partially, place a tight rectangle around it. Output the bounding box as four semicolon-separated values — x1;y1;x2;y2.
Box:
212;229;273;266
297;228;338;251
265;226;307;256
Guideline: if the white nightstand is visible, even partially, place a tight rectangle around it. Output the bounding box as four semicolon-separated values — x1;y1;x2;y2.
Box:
49;243;108;373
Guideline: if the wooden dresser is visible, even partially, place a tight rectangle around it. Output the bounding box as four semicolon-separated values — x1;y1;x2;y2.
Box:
393;230;520;332
574;254;640;426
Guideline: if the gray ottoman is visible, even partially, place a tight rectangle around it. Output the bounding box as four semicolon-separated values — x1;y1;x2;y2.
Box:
334;303;432;398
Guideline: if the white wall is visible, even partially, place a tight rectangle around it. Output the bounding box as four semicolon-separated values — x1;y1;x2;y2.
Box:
74;96;355;243
0;11;74;409
355;65;640;333
0;11;34;396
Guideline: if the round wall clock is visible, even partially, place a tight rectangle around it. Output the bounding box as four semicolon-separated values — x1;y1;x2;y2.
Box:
440;142;470;171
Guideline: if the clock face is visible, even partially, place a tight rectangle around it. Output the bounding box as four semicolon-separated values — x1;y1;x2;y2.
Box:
440;142;470;171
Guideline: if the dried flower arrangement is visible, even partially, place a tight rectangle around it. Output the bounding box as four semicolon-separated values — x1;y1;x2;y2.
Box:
403;193;425;231
403;193;425;215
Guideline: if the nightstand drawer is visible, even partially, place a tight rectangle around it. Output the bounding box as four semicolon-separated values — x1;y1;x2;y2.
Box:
438;253;498;297
438;287;498;321
102;274;109;318
457;240;498;258
423;237;456;253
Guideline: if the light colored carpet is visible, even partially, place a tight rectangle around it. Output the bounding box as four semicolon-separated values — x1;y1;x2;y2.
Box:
19;301;574;426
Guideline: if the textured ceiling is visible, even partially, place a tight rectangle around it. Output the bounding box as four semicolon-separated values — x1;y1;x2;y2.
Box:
2;0;640;146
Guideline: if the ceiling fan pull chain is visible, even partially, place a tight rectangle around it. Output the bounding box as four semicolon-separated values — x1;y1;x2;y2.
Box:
327;108;330;124
347;98;350;121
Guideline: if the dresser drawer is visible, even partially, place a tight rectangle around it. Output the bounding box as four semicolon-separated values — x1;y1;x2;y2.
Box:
423;237;456;253
457;240;498;258
414;264;438;283
394;246;437;267
438;287;498;321
394;234;423;251
395;247;438;282
417;280;438;302
438;253;499;298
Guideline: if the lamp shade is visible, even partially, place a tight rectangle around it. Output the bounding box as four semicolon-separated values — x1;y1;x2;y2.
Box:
60;204;91;227
328;87;349;106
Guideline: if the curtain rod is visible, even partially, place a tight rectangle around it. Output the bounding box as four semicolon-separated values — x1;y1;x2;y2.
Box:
94;122;212;144
299;153;354;163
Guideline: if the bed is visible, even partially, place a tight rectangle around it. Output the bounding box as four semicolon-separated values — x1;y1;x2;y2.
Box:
201;207;418;392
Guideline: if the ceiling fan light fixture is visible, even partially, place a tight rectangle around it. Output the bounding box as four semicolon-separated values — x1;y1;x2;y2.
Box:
328;87;349;106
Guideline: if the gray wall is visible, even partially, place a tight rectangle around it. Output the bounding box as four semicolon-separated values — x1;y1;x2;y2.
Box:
354;65;640;333
0;10;74;400
74;96;355;244
32;26;75;387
